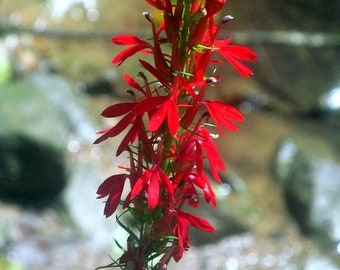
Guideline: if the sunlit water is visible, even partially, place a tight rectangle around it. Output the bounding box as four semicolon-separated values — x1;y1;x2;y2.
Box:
35;0;99;30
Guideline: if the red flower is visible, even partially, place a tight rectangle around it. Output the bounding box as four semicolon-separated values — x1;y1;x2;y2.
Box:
194;27;258;78
173;210;215;261
111;34;151;66
149;96;179;136
195;172;217;206
155;203;216;262
197;126;226;182
123;73;146;96
178;210;215;233
130;165;174;209
204;100;244;135
172;130;219;205
94;96;168;156
214;39;258;77
96;0;258;266
96;174;128;217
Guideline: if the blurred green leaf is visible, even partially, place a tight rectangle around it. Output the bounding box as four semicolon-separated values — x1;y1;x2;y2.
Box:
0;49;12;85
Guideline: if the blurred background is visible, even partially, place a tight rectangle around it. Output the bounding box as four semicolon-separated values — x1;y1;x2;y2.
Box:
0;0;339;269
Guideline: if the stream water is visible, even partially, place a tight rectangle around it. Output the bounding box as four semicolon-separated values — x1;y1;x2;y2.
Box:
34;0;99;30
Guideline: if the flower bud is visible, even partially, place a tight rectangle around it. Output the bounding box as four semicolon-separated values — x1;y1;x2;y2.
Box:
221;15;234;24
206;76;220;83
142;11;153;22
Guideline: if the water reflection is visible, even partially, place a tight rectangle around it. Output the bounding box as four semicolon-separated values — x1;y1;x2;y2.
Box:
35;0;99;30
321;86;340;111
32;72;97;144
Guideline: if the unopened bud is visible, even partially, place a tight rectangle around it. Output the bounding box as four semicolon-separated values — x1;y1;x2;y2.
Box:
206;76;219;83
142;12;153;22
138;71;147;80
126;89;136;98
221;15;234;24
210;133;219;139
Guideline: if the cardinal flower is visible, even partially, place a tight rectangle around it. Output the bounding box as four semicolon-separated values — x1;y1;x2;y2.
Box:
149;95;179;136
111;34;151;66
193;21;258;79
214;39;258;77
95;0;258;268
94;95;168;155
96;174;128;217
130;165;174;209
173;210;215;261
204;100;244;135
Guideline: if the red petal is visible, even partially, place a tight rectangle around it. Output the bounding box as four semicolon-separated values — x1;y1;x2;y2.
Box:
198;127;225;182
148;98;170;132
194;169;217;206
204;101;244;134
159;168;174;196
139;59;169;87
175;214;189;249
130;170;151;200
148;97;178;135
112;44;149;66
220;45;258;61
172;245;185;262
94;113;134;144
133;96;167;114
96;174;127;217
123;73;146;95
217;48;255;77
145;0;167;10
167;99;179;136
101;102;135;117
205;0;226;16
214;38;232;47
112;34;146;45
148;169;160;209
203;176;217;206
116;116;141;156
194;142;204;177
178;211;215;233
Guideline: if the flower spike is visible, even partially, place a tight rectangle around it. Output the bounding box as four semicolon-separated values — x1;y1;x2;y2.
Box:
95;0;257;268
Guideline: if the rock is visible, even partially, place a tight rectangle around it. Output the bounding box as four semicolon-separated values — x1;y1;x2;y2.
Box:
228;0;340;115
271;135;340;251
0;133;66;208
80;77;116;96
311;160;340;243
75;70;118;97
229;0;339;31
0;71;121;269
0;70;100;208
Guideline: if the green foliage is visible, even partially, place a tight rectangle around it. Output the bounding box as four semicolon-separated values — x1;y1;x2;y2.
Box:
0;256;23;270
